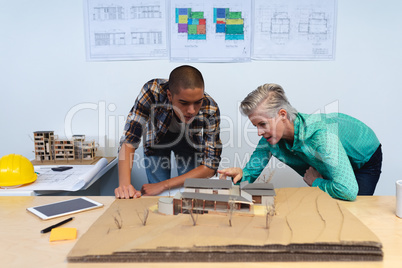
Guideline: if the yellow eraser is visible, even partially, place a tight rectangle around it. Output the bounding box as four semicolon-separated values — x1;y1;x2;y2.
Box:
49;227;77;242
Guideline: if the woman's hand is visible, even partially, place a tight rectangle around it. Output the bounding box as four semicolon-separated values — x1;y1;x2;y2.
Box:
217;168;243;183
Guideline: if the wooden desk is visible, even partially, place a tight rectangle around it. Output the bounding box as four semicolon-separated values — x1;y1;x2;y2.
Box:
0;196;401;268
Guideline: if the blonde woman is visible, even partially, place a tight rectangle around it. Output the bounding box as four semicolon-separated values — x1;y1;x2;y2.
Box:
218;84;382;201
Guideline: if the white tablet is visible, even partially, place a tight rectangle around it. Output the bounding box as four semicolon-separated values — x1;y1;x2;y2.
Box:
27;197;103;220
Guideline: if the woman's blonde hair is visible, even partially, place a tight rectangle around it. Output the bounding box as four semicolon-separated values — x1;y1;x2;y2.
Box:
240;83;298;121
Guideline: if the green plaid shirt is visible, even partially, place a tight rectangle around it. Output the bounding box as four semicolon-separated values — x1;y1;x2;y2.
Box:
242;113;380;201
120;79;222;170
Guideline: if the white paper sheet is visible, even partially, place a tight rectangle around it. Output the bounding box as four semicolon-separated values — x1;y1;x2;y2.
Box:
84;0;168;61
252;0;337;60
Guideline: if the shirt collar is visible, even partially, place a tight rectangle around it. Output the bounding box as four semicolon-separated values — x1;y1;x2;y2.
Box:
284;113;302;151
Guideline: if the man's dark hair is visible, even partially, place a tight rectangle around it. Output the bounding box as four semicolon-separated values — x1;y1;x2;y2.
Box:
168;65;204;95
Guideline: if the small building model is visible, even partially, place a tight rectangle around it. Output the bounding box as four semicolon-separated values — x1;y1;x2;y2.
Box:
73;135;85;160
54;139;75;161
34;131;55;161
73;135;96;160
163;178;275;215
34;131;96;161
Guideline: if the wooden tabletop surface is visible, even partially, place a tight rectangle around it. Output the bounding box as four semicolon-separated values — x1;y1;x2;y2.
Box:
0;195;401;268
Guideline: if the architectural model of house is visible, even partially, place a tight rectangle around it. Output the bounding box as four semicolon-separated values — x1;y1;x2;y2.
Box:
158;178;276;215
68;188;383;262
34;131;96;161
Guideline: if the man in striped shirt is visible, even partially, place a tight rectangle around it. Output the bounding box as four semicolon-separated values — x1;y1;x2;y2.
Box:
115;65;222;198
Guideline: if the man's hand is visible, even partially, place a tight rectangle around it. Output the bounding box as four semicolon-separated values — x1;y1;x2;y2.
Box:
115;184;141;199
141;181;168;196
303;167;322;186
217;167;243;183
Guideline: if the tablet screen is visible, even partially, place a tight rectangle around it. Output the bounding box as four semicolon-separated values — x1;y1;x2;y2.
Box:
27;197;103;220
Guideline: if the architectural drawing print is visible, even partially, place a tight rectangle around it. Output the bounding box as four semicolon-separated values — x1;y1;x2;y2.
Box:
130;5;162;19
298;12;329;40
214;8;245;40
175;8;207;40
94;32;126;46
270;12;290;40
130;31;163;45
84;0;168;60
169;0;251;62
92;5;125;21
252;0;337;60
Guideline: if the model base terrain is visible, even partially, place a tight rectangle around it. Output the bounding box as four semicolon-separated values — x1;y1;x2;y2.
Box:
68;187;382;262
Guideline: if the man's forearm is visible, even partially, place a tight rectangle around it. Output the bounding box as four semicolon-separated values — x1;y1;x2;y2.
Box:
118;143;136;186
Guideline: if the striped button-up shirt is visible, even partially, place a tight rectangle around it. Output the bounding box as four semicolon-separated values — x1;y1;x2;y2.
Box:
120;79;222;170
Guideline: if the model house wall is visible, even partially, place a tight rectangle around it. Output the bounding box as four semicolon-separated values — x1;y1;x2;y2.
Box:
168;178;274;215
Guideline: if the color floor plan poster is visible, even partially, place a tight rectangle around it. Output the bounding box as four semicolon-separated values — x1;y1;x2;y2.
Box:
84;0;168;60
253;0;337;60
169;0;251;62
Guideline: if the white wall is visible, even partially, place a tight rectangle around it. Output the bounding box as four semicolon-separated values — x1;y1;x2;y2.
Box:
1;0;401;195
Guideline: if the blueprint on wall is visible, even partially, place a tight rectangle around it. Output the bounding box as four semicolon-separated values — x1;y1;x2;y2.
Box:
169;0;251;62
252;0;337;60
84;0;168;60
83;0;337;62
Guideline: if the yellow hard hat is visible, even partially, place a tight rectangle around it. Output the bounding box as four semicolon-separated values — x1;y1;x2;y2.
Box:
0;154;37;187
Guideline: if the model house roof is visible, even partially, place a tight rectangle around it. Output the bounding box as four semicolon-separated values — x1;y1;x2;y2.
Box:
34;131;54;134
241;182;274;190
184;178;232;190
242;189;275;196
179;192;252;204
241;182;276;196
